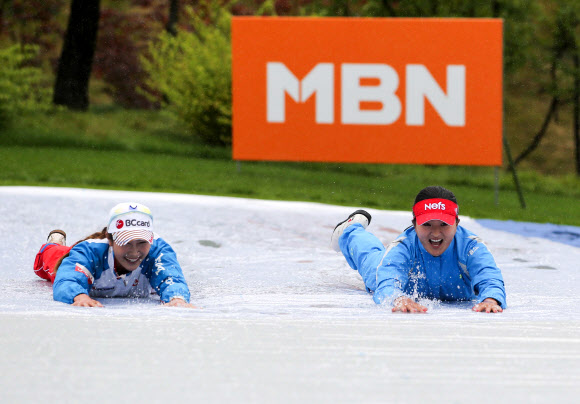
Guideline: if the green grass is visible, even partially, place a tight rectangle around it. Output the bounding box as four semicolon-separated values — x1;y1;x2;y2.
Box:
0;106;228;159
1;108;579;226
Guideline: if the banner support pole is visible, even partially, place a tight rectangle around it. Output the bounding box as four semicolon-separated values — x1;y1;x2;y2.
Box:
503;134;526;208
501;23;525;209
494;167;499;206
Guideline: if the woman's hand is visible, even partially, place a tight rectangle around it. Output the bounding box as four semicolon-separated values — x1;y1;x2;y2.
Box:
72;294;103;307
163;297;199;308
392;296;428;313
472;298;503;313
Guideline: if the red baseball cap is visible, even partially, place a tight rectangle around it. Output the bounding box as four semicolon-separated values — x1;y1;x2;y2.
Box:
413;198;458;226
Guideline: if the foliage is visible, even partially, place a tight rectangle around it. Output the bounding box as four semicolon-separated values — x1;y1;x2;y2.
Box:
298;0;541;76
0;0;578;174
0;44;52;129
93;1;167;109
0;0;66;61
0;106;229;159
508;0;580;174
142;1;232;146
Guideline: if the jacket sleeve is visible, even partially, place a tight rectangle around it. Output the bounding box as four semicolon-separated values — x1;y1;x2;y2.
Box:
465;237;507;308
373;237;413;305
145;238;191;303
53;243;99;304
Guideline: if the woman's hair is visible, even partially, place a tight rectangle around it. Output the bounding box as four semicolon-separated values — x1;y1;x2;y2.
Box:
79;227;114;244
54;227;113;273
413;186;458;206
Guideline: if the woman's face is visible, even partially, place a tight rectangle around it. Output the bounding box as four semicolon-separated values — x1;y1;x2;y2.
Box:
111;239;151;271
414;219;459;256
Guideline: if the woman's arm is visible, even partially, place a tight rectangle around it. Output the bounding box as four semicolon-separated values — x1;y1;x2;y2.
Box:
146;238;192;304
53;242;105;304
465;237;507;309
373;235;414;305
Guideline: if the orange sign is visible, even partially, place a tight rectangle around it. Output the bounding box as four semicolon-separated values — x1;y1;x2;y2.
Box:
232;17;503;166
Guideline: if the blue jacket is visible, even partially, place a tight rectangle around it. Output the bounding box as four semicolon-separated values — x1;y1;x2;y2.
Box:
340;224;506;307
53;236;191;304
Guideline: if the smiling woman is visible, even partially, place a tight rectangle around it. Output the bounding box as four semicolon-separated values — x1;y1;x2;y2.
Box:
33;202;196;308
331;186;506;314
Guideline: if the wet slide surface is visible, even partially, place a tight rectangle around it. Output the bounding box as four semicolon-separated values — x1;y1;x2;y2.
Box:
477;218;580;248
0;187;578;403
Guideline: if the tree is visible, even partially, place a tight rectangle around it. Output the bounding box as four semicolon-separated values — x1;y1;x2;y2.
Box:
53;0;100;111
143;2;232;145
514;2;580;176
166;0;179;36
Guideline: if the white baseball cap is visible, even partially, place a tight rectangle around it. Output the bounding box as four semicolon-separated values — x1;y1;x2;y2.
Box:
107;202;154;246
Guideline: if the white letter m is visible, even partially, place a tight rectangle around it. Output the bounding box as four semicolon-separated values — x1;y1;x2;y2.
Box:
267;62;334;124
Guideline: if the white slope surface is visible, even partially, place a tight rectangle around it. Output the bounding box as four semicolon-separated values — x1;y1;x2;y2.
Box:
0;186;578;404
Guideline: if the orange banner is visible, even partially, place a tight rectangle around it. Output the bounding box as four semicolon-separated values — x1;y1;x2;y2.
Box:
232;17;503;166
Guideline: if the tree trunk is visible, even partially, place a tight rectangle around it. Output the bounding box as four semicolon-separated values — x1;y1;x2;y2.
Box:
491;0;502;18
53;0;101;111
380;0;397;17
166;0;179;37
574;49;580;175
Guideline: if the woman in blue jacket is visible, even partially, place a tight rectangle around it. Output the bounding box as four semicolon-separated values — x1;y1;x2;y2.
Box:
331;186;506;313
34;202;195;308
